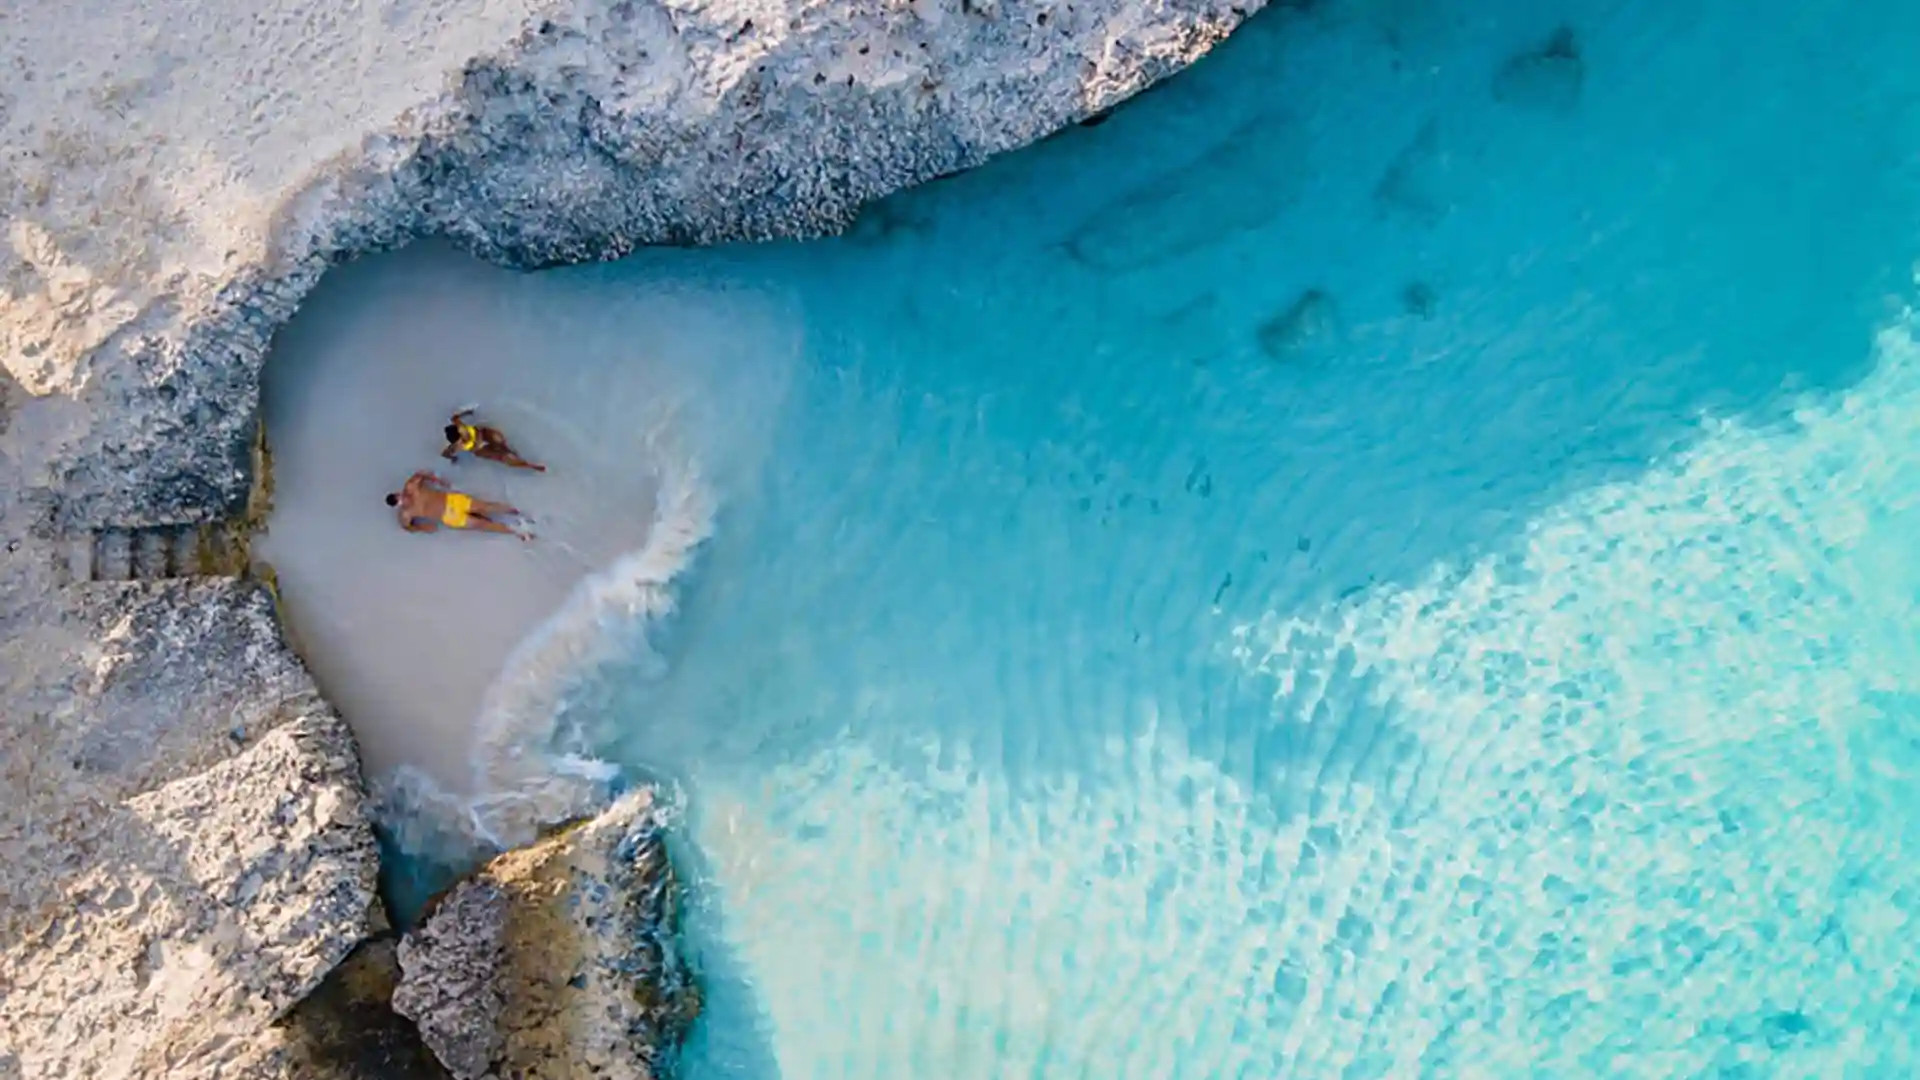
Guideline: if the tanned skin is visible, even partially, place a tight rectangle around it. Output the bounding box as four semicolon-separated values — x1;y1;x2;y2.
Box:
441;408;547;471
385;471;531;541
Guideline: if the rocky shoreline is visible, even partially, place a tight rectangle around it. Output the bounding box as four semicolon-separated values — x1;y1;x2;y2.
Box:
0;0;1261;1074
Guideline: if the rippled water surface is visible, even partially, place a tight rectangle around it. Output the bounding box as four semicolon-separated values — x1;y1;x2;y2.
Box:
265;0;1920;1074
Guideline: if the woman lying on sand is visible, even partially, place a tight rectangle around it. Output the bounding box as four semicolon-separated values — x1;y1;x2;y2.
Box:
441;406;547;472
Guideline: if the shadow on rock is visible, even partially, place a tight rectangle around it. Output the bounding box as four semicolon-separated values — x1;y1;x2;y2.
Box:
393;791;700;1080
264;936;453;1080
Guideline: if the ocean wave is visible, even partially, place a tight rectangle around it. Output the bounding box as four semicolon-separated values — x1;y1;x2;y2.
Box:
380;439;716;858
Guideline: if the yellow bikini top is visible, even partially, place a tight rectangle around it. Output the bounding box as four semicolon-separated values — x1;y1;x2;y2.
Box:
455;423;478;451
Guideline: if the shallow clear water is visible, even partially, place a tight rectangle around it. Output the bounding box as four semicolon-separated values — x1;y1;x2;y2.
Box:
264;0;1920;1074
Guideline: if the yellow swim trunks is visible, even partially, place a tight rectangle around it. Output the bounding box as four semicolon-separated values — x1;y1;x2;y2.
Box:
457;424;479;452
441;492;473;528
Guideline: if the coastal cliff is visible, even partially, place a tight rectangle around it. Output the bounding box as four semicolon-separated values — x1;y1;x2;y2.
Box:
0;0;1259;1074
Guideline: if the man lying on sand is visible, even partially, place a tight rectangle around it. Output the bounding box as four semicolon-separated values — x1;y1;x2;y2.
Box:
386;470;532;541
441;406;547;472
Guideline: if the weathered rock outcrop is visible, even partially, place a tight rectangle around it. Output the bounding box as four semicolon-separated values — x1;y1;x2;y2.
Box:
393;792;695;1080
0;581;382;1079
230;938;454;1080
2;0;1257;530
0;0;1262;1073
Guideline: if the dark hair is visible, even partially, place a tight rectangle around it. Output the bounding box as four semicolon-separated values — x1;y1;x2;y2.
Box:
385;493;399;506
443;424;460;442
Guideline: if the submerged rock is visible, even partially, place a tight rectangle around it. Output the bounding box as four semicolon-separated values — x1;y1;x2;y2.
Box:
1257;288;1342;360
394;792;696;1080
1064;110;1308;272
1402;281;1438;319
1374;118;1456;226
1493;25;1585;113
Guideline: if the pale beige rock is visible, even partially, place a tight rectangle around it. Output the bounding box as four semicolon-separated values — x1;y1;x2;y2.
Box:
393;881;510;1078
0;0;548;397
394;792;695;1080
0;581;382;1080
0;581;333;936
0;0;1259;527
0;714;379;1079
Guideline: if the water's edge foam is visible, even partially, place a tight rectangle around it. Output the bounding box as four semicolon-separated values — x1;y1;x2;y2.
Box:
381;442;716;859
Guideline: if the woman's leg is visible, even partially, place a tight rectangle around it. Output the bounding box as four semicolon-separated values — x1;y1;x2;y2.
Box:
478;428;546;471
478;444;547;471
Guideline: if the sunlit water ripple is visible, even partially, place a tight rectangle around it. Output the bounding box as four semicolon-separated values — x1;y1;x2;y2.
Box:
262;0;1920;1074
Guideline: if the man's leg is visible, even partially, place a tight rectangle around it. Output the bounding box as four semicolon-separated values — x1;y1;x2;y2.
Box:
468;511;532;540
471;497;520;518
463;514;519;536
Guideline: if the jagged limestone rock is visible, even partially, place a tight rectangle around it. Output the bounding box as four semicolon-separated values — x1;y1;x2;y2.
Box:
2;0;1263;529
225;938;454;1080
394;792;696;1080
393;881;511;1078
0;580;338;933
0;714;380;1078
0;580;382;1079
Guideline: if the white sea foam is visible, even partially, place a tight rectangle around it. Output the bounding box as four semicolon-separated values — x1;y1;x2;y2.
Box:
463;445;716;848
258;240;796;862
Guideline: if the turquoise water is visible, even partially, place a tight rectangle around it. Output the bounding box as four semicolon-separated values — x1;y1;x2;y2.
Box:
270;0;1920;1074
